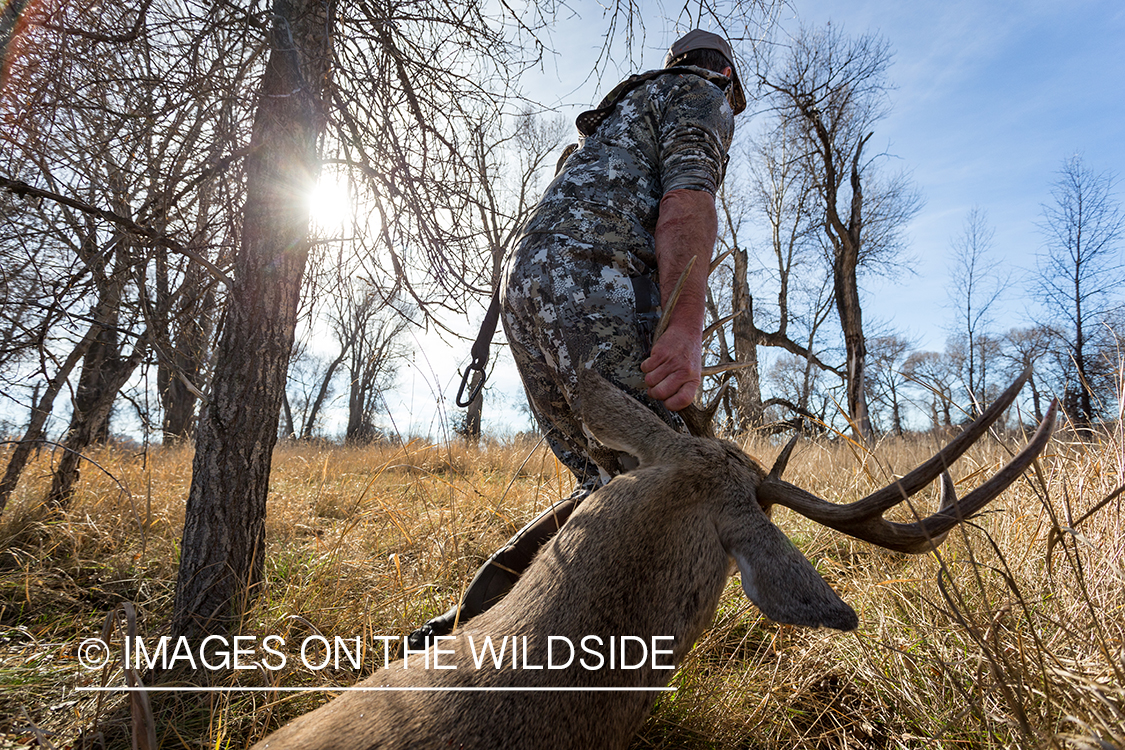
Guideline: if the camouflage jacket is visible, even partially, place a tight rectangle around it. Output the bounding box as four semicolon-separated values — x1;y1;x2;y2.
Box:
518;66;736;275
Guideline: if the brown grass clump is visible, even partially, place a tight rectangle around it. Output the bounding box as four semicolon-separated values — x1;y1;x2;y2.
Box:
0;419;1122;749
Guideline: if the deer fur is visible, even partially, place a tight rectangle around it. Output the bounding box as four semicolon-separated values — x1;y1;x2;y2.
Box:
253;371;856;750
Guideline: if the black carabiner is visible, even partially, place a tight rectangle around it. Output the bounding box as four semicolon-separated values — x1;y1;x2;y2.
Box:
456;360;486;408
455;287;502;408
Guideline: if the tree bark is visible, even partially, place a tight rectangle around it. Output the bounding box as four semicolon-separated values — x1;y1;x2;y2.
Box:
280;390;296;440
463;388;483;442
730;246;763;429
1028;372;1044;424
161;284;214;444
824;132;875;441
46;322;147;508
159;259;215;445
171;0;331;641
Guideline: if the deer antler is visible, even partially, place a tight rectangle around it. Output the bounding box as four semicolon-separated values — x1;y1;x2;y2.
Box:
758;367;1056;553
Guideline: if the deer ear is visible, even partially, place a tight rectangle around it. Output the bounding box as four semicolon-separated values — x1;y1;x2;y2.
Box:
576;370;679;466
728;510;859;631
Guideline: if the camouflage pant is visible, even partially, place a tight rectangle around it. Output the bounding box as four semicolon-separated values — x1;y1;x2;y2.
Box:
501;231;687;501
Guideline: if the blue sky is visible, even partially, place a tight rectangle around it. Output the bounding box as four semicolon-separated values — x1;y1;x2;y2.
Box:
388;0;1125;437
784;0;1124;346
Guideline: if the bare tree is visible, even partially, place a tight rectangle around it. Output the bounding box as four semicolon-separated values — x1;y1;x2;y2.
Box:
948;206;1008;416
0;0;245;508
341;288;412;444
710;172;764;429
972;334;1005;405
866;333;914;436
1036;154;1124;427
1000;326;1054;424
707;131;840;431
903;348;961;431
0;323;98;514
764;351;835;431
46;280;150;507
283;343;340;440
456;109;566;440
707;174;762;430
157;271;216;444
759;24;921;440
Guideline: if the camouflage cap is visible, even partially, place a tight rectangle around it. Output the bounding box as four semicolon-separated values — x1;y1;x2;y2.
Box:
663;29;746;115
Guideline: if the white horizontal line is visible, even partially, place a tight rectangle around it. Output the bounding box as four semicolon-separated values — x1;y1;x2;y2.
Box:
74;686;676;693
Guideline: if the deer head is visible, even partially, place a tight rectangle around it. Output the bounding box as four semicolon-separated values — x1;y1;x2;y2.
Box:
580;364;1055;625
576;368;860;630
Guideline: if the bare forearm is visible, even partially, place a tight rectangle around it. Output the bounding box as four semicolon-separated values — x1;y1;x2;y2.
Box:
642;188;718;411
653;189;717;336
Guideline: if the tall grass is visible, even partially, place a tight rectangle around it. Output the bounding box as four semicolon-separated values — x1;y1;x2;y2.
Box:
0;417;1121;749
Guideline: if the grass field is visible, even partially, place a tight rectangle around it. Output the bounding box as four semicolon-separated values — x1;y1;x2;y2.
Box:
0;416;1122;749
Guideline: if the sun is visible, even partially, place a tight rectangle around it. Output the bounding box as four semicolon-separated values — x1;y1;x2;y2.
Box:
308;173;353;232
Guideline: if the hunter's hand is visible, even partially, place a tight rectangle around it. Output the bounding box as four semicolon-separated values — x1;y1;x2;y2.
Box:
641;325;702;412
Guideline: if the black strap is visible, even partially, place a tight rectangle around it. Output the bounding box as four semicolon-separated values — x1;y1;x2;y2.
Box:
456;285;501;408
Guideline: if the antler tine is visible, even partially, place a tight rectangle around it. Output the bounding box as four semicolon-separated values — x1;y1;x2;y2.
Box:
678;380;729;438
769;436;799;480
910;398;1057;542
710;247;734;274
925;471;957;547
758;372;1055;553
844;365;1032;516
701;360;758;377
703;313;739;344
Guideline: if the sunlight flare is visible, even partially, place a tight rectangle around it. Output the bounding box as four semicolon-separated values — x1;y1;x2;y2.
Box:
308;173;354;232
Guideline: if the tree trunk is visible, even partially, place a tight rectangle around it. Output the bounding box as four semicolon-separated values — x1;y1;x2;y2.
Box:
161;265;215;445
890;384;903;437
463;388;483;442
300;347;348;439
0;322;99;516
1028;372;1044;424
47;294;118;507
156;246;172;439
346;352;368;442
46;327;147;508
161;324;205;444
825;133;874;442
730;246;763;429
346;362;378;443
1073;297;1094;428
171;0;331;642
280;390;296;440
835;267;871;439
47;238;151;507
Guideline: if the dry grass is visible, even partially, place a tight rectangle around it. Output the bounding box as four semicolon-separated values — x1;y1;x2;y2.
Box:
0;420;1122;749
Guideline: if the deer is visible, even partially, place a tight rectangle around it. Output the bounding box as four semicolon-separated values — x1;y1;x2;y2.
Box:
253;367;1055;750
